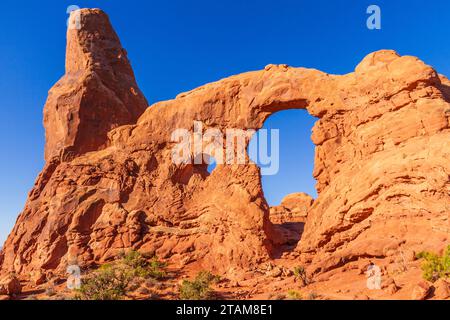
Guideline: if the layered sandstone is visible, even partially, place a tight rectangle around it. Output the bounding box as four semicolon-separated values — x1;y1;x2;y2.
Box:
0;9;448;285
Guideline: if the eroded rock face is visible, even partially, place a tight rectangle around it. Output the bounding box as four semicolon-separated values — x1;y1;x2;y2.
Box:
43;9;148;162
0;9;448;280
299;53;450;275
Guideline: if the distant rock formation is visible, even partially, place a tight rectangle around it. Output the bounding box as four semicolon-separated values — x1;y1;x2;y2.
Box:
270;193;314;224
0;9;448;283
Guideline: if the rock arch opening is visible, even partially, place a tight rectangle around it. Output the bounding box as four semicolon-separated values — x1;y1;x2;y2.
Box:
249;109;318;255
206;157;217;174
190;153;218;178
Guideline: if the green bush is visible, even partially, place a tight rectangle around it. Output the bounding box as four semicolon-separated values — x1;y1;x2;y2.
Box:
123;250;147;269
416;245;450;282
196;270;221;284
286;290;302;300
179;271;219;300
76;250;167;300
147;256;168;279
76;264;133;300
123;250;167;279
293;266;311;286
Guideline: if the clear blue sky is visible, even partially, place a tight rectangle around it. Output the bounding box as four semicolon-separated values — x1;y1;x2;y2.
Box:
0;0;449;245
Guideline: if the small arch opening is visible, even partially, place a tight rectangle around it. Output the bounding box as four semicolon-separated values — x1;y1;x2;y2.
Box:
173;153;218;185
192;153;217;176
207;157;217;174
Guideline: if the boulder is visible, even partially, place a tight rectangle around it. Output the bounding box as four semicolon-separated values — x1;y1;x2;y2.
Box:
433;279;450;300
411;281;432;300
0;275;22;296
383;278;400;295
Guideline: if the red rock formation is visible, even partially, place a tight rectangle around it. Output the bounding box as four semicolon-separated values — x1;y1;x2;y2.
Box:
270;193;314;224
269;193;313;247
299;52;450;275
0;9;448;285
44;9;148;162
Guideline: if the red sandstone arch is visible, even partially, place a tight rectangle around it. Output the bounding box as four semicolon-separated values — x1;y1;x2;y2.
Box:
1;9;449;281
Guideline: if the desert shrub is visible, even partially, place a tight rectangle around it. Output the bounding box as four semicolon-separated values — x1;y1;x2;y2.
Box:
76;264;133;300
293;266;305;278
146;256;168;279
76;250;167;300
286;290;302;300
293;266;311;286
179;271;219;300
196;270;221;284
416;245;450;282
122;250;167;279
123;250;147;269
